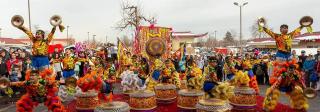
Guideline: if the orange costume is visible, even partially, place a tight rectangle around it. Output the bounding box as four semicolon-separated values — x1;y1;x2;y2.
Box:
12;69;65;112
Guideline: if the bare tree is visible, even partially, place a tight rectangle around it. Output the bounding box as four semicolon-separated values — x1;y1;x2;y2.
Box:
194;38;206;47
116;0;155;31
121;35;133;47
250;19;269;38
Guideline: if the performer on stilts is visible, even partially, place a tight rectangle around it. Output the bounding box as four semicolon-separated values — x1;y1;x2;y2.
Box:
259;16;314;111
12;15;64;70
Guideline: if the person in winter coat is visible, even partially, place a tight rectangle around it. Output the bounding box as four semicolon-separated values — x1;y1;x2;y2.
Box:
314;56;320;90
303;55;316;88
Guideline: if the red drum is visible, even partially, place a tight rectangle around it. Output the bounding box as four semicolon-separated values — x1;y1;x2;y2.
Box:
177;89;204;110
154;84;177;104
229;86;257;111
129;90;157;111
196;99;232;112
94;101;130;112
76;90;100;111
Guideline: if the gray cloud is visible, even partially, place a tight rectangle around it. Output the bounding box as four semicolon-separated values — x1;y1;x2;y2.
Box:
0;0;319;43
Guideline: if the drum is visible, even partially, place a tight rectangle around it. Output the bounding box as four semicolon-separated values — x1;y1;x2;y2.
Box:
180;80;187;89
196;99;232;112
145;38;166;57
177;89;205;110
95;101;130;112
154;84;177;104
129;90;157;111
76;90;100;111
229;86;256;111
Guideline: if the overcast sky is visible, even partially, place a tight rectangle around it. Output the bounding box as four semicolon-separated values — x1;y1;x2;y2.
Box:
0;0;319;43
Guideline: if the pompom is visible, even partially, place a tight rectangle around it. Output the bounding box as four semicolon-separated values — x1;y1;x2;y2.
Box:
78;70;103;92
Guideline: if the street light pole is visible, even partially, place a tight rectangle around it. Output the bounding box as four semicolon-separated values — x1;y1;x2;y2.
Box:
93;35;96;47
28;0;32;31
93;35;96;43
240;6;242;47
87;32;90;45
214;30;217;40
234;1;248;53
67;26;69;46
0;28;2;37
214;30;217;46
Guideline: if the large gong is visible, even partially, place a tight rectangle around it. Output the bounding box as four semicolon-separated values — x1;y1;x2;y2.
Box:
145;38;166;57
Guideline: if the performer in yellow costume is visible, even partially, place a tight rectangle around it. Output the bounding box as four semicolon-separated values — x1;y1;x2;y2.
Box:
242;60;260;94
186;60;204;90
160;60;181;87
203;57;219;97
261;24;302;60
102;59;116;95
12;15;64;70
146;59;164;91
62;48;77;78
16;25;58;70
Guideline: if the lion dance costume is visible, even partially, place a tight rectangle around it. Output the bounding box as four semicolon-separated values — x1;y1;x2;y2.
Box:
13;69;65;112
263;59;308;111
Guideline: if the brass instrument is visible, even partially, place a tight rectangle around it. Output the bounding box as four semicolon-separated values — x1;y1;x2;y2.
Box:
303;87;317;99
257;17;266;27
11;15;24;27
300;16;313;27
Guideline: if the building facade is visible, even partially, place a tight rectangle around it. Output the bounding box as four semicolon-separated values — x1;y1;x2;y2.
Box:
0;37;75;47
171;31;208;51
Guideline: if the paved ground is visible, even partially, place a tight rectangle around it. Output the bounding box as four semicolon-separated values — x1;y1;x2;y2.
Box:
1;84;319;112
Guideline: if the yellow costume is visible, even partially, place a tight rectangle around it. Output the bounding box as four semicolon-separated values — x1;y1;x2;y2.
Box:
187;67;204;90
62;56;76;70
22;28;55;56
146;59;164;91
161;62;181;88
263;27;301;53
